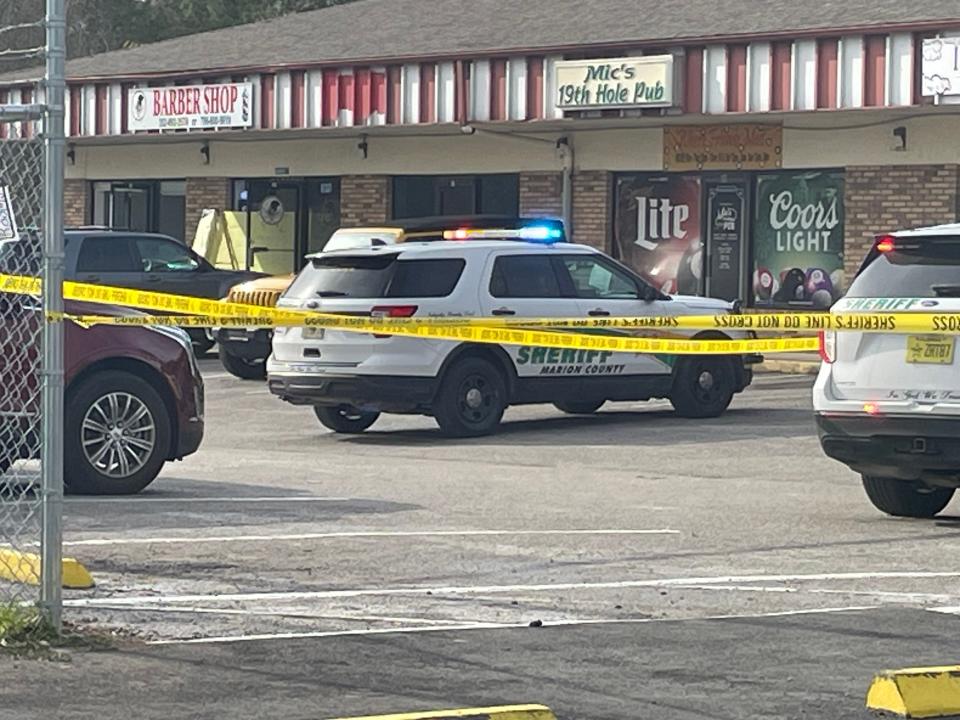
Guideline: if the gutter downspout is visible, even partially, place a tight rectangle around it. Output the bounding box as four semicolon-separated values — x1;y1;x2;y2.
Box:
557;136;573;239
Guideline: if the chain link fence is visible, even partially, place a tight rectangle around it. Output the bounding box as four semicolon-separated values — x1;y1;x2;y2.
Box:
0;121;45;606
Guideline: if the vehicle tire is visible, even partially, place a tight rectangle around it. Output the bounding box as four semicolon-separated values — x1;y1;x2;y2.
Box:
433;357;507;437
861;476;955;518
187;328;215;357
64;371;172;495
218;345;267;380
554;399;605;415
314;405;380;434
669;356;735;418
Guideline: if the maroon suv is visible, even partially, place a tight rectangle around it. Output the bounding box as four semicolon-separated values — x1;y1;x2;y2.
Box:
0;296;204;495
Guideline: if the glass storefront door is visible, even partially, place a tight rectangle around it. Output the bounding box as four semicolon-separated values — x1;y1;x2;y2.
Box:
232;178;340;275
91;180;186;241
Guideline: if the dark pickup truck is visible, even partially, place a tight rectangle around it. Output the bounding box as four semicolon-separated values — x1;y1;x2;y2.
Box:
1;229;263;353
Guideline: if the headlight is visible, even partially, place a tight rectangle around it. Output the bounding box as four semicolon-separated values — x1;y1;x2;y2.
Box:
148;325;201;374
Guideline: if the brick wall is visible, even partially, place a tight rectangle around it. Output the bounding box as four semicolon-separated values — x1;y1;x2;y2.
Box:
341;175;391;226
64;179;88;227
571;170;612;250
519;172;563;218
185;177;231;240
844;165;960;277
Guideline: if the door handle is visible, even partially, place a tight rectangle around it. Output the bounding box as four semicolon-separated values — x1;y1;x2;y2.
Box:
588;309;611;317
492;307;516;316
85;275;101;283
146;274;162;282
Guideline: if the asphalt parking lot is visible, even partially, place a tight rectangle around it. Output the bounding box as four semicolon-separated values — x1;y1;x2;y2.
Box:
5;360;960;720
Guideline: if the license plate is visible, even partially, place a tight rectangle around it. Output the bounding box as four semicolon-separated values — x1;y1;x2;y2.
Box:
302;327;325;340
906;336;955;364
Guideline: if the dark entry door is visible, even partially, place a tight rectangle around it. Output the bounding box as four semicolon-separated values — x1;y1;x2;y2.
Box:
704;181;748;302
110;182;154;233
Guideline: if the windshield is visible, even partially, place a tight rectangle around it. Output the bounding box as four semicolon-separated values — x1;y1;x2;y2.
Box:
848;238;960;298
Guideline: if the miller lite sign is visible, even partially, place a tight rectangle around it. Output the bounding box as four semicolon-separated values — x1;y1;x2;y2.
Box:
614;175;703;296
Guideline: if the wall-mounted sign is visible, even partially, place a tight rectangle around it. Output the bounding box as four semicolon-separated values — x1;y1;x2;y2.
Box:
128;82;253;132
921;37;960;97
664;125;782;171
752;171;845;309
0;186;18;241
555;56;674;111
705;184;745;302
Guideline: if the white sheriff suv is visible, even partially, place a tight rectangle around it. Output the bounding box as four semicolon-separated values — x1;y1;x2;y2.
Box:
815;225;960;518
267;229;759;437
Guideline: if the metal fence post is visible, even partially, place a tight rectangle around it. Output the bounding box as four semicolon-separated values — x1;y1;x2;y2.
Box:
39;0;66;631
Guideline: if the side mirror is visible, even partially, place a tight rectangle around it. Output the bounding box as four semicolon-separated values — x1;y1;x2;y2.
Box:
642;285;659;303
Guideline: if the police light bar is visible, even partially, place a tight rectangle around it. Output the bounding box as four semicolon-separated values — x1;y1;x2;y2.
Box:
442;225;564;242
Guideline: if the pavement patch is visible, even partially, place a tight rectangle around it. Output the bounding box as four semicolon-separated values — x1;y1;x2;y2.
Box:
867;666;960;718
0;547;94;589
327;705;556;720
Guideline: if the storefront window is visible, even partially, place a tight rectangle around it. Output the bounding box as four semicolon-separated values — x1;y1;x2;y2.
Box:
614;170;845;307
751;171;845;309
613;174;704;296
91;180;186;241
392;175;519;219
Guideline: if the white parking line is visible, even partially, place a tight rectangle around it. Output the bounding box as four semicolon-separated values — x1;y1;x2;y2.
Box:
65;496;353;505
84;605;478;626
145;605;878;646
671;584;957;602
63;570;960;607
62;528;680;547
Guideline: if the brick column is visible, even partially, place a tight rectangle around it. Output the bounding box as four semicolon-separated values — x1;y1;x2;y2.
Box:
519;171;563;218
185;177;231;240
341;175;391;226
571;170;612;251
64;179;88;228
844;165;960;278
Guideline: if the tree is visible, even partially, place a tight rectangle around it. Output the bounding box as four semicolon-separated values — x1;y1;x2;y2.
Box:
0;0;354;70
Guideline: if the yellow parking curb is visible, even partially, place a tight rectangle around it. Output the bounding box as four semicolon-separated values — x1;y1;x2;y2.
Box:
327;704;556;720
0;548;94;589
867;666;960;718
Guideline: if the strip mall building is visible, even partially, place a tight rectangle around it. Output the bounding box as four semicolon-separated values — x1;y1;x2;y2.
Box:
2;0;960;308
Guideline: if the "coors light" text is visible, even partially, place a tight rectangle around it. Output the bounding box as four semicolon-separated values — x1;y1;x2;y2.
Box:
769;190;839;252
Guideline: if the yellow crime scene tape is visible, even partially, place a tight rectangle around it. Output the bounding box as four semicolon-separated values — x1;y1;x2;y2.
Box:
4;271;958;355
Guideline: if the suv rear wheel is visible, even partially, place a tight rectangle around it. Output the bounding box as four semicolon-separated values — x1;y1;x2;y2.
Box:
314;405;380;434
218;345;267;380
861;476;955;518
65;371;172;495
433;357;507;437
670;357;735;418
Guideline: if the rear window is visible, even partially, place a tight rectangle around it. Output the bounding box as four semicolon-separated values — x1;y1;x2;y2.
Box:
323;229;401;252
284;255;465;300
849;239;960;298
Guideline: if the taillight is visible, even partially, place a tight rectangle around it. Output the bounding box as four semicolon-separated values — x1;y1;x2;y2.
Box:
370;305;418;338
876;235;896;253
818;330;837;364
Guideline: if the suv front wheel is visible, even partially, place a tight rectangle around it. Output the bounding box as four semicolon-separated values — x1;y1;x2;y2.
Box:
433;357;507;437
862;476;955;518
65;371;172;495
